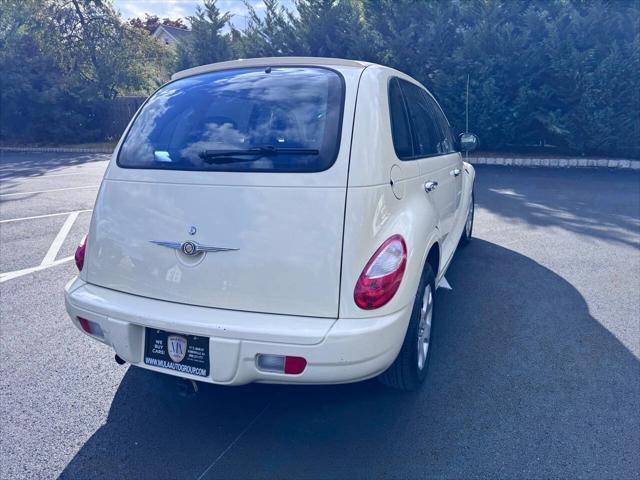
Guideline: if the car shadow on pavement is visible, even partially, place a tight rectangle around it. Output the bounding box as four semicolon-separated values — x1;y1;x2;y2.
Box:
59;239;640;480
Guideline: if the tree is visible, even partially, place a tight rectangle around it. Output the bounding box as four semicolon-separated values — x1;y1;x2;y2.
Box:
2;0;638;156
0;0;172;143
50;0;172;99
290;0;367;58
235;0;298;57
176;0;233;70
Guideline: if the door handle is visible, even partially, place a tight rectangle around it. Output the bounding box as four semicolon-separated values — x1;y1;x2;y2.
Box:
451;168;461;177
424;181;438;193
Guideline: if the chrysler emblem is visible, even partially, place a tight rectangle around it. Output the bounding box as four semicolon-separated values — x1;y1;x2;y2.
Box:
150;240;238;254
181;241;197;256
167;335;187;363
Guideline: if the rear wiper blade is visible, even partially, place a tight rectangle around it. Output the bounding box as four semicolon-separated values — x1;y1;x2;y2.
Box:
199;146;319;163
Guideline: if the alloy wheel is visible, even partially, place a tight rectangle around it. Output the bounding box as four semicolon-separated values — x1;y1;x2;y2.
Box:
417;284;433;370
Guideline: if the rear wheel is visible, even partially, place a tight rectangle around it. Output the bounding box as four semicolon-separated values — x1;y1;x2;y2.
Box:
378;265;436;391
460;191;474;246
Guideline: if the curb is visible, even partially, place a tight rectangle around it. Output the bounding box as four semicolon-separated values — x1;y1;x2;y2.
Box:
468;156;640;170
0;146;113;154
1;147;638;169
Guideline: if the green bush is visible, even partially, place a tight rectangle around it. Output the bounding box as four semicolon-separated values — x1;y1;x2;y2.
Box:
2;0;638;158
228;0;640;158
0;0;172;145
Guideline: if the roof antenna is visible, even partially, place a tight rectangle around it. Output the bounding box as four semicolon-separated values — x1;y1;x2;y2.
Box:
465;73;470;133
465;73;470;161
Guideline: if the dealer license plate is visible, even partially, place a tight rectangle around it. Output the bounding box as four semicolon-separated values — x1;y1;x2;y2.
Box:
144;328;210;378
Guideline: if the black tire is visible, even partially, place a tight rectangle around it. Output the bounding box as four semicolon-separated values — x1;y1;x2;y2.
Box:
378;264;436;391
460;191;474;246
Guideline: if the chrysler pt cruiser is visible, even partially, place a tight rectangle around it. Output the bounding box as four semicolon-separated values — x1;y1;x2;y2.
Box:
65;57;476;391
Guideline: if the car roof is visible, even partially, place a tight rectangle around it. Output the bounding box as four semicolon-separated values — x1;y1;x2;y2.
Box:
171;57;374;81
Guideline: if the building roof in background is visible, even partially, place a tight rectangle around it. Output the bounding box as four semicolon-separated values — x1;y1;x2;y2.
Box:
152;24;191;44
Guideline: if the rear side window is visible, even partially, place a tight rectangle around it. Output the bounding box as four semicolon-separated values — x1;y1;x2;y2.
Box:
391;78;456;159
421;91;456;154
388;78;414;159
118;67;345;173
398;79;441;157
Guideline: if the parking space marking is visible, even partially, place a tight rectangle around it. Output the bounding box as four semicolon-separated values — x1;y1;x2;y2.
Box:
41;212;79;266
0;256;74;283
0;209;92;224
0;185;98;198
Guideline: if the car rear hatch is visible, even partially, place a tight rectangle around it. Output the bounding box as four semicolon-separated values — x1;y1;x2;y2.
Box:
85;64;362;318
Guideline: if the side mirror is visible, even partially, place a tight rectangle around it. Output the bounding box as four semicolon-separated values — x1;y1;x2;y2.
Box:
459;132;478;152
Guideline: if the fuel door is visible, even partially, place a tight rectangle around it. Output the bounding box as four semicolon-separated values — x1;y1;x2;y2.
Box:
390;164;405;199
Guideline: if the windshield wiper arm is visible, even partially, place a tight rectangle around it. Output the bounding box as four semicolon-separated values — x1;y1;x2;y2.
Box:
199;146;319;163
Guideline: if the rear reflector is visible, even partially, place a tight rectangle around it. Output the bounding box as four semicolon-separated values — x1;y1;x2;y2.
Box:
77;317;104;339
256;354;307;375
284;356;307;374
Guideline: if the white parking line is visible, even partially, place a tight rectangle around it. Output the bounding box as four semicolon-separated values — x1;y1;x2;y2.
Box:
0;209;92;224
0;185;98;198
0;209;87;283
41;212;79;266
0;256;74;283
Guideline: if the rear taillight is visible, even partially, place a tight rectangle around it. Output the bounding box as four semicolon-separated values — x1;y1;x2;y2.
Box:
75;234;87;271
354;234;407;310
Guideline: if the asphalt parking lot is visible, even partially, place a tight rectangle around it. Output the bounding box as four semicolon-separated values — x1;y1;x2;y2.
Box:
0;152;639;479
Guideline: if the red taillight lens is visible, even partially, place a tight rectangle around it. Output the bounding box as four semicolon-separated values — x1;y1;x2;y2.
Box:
354;234;407;310
75;234;87;271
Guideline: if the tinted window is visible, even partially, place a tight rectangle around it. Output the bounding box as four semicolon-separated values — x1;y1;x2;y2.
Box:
398;79;441;157
118;67;344;173
422;92;456;154
388;78;414;159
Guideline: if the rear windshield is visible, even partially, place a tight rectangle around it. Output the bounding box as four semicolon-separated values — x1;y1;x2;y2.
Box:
117;67;344;173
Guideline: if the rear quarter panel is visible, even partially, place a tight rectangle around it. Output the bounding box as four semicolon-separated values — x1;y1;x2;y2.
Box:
340;66;439;319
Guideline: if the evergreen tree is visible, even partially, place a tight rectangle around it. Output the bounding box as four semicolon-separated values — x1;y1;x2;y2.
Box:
3;0;638;156
176;0;233;70
291;0;367;58
235;0;297;57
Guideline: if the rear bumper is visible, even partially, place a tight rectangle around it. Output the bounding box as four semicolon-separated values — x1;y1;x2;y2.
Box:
64;277;411;385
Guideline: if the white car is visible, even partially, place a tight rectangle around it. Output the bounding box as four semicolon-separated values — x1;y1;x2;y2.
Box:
65;57;476;391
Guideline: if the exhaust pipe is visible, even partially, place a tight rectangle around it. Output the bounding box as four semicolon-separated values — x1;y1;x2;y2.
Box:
177;379;199;398
114;354;126;365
